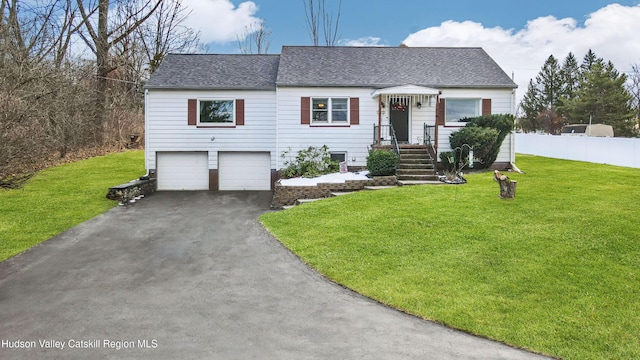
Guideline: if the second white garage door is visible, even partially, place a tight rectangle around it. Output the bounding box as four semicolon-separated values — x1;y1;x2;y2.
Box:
218;152;271;191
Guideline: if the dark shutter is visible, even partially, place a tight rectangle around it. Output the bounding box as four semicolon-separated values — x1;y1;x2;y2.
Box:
301;97;310;125
482;98;492;116
349;97;359;125
188;99;197;125
236;99;245;126
436;98;445;125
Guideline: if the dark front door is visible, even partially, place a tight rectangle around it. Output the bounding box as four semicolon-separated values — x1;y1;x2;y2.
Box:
390;103;409;142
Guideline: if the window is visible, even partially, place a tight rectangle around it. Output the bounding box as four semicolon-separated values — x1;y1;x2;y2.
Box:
445;99;480;122
312;98;348;124
199;100;234;124
330;152;346;163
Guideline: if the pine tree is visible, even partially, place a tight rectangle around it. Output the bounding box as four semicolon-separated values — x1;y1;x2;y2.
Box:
536;55;563;108
519;79;544;132
563;58;636;137
560;52;580;100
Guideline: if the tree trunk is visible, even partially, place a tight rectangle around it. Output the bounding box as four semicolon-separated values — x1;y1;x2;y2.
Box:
493;170;517;199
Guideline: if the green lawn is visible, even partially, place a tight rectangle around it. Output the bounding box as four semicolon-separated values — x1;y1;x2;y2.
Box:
0;151;145;261
261;155;640;360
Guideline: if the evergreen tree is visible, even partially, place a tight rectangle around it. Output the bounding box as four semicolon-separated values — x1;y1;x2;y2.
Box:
581;49;598;74
563;58;636;137
560;52;580;100
519;79;544;132
536;55;563;108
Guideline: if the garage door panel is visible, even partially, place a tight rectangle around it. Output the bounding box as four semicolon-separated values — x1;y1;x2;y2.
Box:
219;152;271;191
157;152;209;190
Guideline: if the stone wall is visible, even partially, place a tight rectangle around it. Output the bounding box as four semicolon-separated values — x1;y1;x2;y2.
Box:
106;178;156;203
272;176;397;208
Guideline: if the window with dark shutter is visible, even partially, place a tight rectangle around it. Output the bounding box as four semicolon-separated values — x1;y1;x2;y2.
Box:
188;99;197;125
236;99;245;126
350;97;359;125
301;97;310;124
436;98;445;125
482;99;492;116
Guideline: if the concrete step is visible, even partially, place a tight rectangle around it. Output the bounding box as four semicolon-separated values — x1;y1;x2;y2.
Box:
398;144;427;149
397;163;434;170
397;159;432;165
331;192;355;196
399;153;431;160
399;149;429;155
363;186;397;190
397;174;440;181
295;198;324;205
397;169;437;176
397;180;444;186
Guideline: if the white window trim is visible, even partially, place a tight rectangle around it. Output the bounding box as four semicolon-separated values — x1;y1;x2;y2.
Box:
330;151;347;163
311;97;350;126
197;99;236;126
444;98;481;126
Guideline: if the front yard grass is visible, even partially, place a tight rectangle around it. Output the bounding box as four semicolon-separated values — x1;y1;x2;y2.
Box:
0;151;144;262
260;155;640;360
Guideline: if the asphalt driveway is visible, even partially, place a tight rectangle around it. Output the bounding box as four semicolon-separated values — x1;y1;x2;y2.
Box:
0;191;551;359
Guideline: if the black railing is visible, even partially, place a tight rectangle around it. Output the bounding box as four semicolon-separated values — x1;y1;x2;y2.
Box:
423;124;435;146
373;124;400;156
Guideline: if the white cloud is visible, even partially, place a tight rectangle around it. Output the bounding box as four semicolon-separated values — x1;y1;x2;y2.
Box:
338;36;385;47
182;0;262;44
402;4;640;103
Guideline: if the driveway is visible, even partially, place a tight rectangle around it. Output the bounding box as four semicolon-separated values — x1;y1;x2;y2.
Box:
0;192;551;359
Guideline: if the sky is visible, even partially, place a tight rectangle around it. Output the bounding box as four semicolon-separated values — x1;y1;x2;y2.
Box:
179;0;640;102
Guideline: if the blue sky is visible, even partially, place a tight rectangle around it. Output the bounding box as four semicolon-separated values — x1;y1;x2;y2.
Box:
182;0;640;102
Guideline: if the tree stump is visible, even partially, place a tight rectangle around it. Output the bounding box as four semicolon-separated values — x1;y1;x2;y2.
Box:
493;170;517;199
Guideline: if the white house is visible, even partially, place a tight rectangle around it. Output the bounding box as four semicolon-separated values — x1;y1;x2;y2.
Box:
144;46;517;191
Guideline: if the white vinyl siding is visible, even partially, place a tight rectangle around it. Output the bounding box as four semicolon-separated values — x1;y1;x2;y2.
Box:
276;87;375;169
146;89;276;173
436;88;515;164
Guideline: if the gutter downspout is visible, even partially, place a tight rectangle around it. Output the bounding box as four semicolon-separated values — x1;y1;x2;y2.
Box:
143;89;150;178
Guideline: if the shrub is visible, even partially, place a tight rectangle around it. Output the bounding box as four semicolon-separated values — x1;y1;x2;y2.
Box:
367;149;398;176
448;114;514;168
279;145;339;178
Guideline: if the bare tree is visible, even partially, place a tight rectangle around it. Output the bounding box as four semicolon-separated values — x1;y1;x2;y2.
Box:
75;0;161;141
237;21;271;54
303;0;341;46
134;0;200;74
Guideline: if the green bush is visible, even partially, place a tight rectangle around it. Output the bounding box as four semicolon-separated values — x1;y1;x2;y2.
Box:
279;145;339;178
438;151;456;173
367;149;398;176
449;114;514;168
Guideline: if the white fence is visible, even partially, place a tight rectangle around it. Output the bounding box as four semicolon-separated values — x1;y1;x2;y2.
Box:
515;133;640;168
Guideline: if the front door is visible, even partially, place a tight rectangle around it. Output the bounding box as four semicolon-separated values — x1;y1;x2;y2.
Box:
390;101;409;142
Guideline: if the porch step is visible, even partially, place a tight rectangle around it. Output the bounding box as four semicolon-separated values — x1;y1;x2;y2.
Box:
399;153;431;160
398;144;427;149
398;180;444;186
399;148;429;155
397;164;434;171
397;169;435;176
396;174;440;181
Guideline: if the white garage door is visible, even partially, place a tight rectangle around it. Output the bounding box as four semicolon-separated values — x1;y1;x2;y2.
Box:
219;152;271;190
157;152;209;190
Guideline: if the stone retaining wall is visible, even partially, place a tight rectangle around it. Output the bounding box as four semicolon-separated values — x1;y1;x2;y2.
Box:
106;178;156;203
272;176;397;208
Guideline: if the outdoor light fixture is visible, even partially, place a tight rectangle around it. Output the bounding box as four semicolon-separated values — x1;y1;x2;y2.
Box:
317;103;325;108
416;102;422;109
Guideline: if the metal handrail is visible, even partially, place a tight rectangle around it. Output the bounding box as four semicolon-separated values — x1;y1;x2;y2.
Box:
423;124;435;146
389;124;400;157
373;124;400;156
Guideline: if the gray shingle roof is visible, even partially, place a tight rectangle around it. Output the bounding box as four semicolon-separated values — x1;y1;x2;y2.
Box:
145;54;280;90
276;46;516;89
146;47;517;90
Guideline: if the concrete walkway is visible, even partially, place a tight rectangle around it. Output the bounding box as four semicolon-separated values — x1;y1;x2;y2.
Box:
0;192;552;359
